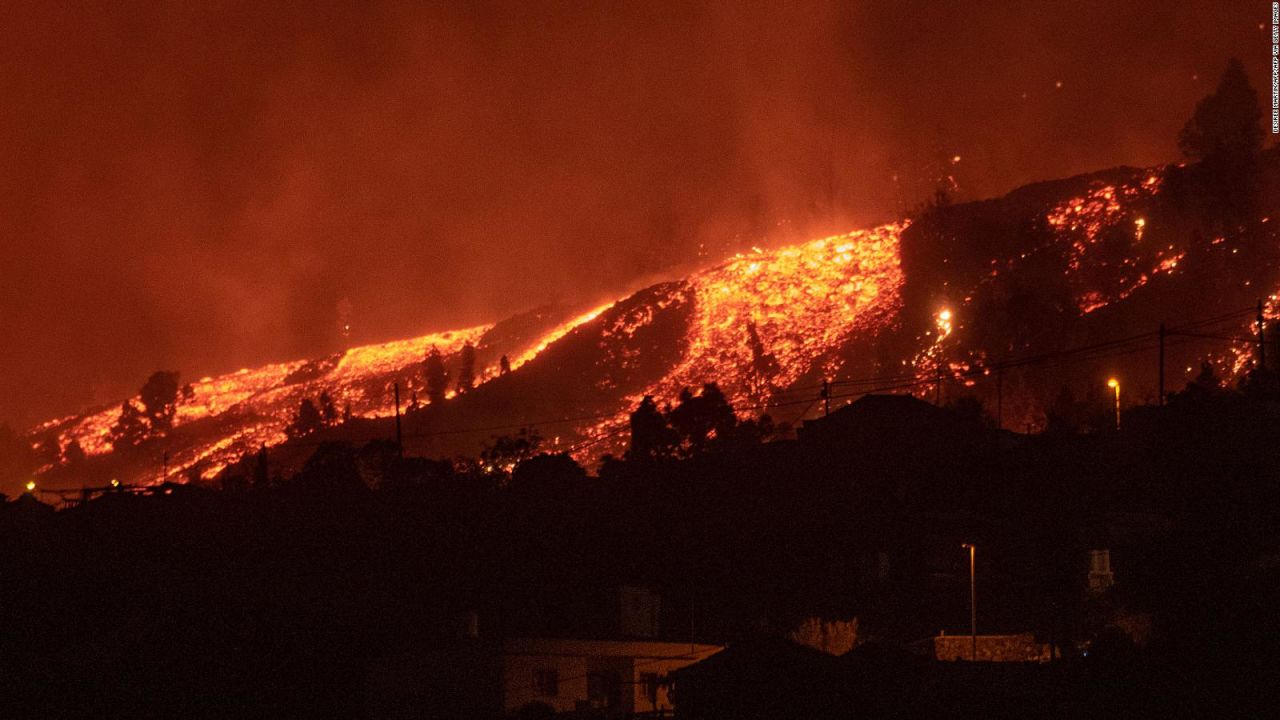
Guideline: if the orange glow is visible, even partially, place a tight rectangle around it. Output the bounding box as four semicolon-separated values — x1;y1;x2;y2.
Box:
643;223;903;399
1040;174;1178;314
580;223;907;452
504;304;613;375
40;296;627;482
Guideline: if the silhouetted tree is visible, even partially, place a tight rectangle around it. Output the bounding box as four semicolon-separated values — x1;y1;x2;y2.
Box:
668;383;738;457
63;439;87;466
499;354;512;375
318;390;338;425
109;401;149;449
511;452;587;491
1240;364;1280;400
342;403;353;423
1190;360;1223;392
287;398;324;438
252;446;270;489
480;427;542;478
1178;58;1263;163
625;395;678;463
1170;360;1227;408
746;321;780;378
1175;58;1265;239
424;346;450;405
456;341;476;394
139;370;181;435
948;395;995;429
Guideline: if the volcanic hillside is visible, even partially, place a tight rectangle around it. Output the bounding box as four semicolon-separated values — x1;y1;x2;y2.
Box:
25;149;1280;491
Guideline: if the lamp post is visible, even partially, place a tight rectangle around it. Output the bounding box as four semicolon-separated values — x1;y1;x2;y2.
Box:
962;543;976;661
1107;378;1120;430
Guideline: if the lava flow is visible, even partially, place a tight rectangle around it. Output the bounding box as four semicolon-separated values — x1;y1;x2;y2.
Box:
577;222;907;453
30;159;1280;484
35;325;495;480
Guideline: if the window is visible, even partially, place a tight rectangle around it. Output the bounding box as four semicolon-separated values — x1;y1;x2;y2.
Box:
533;668;559;697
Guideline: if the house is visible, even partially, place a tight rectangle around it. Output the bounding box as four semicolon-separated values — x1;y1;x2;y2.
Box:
366;587;720;718
503;638;722;715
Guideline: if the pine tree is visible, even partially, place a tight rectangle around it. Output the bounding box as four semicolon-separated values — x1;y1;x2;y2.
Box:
424;347;450;405
746;321;780;378
252;446;270;489
1175;58;1267;246
110;401;149;449
1178;58;1263;163
63;439;87;465
318;391;338;425
139;371;181;435
288;398;324;438
624;395;677;463
456;341;476;394
667;383;739;457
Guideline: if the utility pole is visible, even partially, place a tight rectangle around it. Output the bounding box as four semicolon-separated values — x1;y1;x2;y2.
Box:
935;365;943;406
1158;322;1166;407
393;382;404;460
1257;300;1267;371
162;450;168;483
821;380;831;416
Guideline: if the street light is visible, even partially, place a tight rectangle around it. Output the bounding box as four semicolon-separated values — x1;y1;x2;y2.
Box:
24;480;35;493
961;543;977;661
1107;378;1120;430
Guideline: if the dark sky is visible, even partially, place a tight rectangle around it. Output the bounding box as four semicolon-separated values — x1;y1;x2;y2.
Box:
0;1;1270;428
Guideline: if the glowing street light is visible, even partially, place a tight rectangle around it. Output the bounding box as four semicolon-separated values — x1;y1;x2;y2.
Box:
1107;377;1120;430
961;543;977;661
24;480;35;493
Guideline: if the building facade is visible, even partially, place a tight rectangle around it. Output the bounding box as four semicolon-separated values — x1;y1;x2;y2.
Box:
503;638;722;715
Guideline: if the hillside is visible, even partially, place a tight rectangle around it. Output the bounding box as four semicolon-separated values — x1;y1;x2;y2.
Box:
25;149;1280;491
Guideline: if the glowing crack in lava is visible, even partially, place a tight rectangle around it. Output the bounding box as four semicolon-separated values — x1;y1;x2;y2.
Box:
580;222;908;450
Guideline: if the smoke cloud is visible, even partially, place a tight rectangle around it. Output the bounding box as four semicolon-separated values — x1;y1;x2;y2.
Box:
0;0;1268;427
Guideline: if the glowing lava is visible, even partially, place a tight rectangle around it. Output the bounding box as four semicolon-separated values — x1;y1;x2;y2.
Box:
37;324;501;479
576;223;907;452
